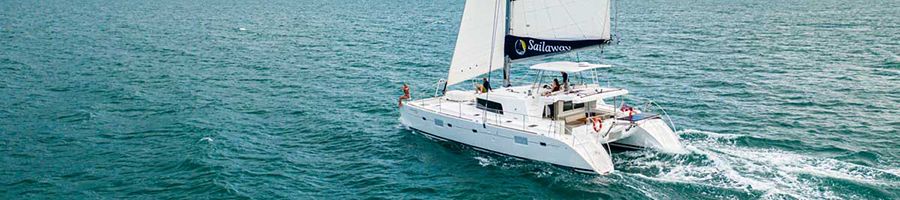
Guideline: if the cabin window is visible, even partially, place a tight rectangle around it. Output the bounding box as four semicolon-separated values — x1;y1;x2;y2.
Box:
434;119;444;127
544;101;586;118
476;98;504;114
562;101;585;112
514;136;528;145
544;105;554;118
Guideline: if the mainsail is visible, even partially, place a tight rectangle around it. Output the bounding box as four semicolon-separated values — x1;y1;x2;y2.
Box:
446;0;611;86
506;0;611;60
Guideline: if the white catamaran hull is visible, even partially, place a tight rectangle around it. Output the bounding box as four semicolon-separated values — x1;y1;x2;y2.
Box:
399;102;615;174
609;118;684;153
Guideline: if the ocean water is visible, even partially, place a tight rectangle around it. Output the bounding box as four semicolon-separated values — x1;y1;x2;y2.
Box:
1;0;898;199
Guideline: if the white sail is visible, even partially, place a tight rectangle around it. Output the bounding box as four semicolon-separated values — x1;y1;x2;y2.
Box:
446;0;507;86
509;0;611;40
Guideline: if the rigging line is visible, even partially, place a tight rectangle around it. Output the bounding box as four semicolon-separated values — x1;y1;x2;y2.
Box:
614;0;620;43
486;0;501;84
484;0;503;124
606;0;612;42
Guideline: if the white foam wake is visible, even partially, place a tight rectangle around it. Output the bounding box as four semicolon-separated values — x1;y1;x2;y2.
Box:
620;129;899;199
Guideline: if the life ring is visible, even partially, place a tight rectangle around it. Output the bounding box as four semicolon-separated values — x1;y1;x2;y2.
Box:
592;117;603;132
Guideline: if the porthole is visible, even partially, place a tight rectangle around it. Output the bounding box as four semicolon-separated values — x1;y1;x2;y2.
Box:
447;124;453;128
540;142;547;146
422;117;426;121
528;124;538;128
472;129;477;133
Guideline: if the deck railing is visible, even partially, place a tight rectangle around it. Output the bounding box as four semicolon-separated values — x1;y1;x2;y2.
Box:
419;98;564;138
432;79;446;98
417;94;648;149
624;96;678;132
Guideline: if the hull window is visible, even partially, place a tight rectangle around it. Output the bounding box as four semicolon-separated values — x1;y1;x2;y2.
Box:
434;119;444;127
514;136;528;145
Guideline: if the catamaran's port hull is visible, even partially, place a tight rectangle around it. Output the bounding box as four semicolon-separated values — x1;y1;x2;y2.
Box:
399;104;611;174
407;128;601;173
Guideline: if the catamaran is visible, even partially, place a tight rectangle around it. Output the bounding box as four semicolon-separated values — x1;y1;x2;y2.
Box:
398;0;684;174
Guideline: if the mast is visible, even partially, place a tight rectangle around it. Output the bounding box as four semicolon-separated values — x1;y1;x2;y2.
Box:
502;0;512;87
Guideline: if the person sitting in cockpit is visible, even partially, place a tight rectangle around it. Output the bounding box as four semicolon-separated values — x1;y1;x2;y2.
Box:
551;78;561;92
542;78;562;96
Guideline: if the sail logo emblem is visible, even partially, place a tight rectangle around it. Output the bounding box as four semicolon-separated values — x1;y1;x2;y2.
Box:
527;40;572;53
513;39;574;56
514;39;527;55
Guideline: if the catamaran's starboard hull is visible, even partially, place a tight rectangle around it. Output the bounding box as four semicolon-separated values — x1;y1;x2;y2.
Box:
612;118;685;153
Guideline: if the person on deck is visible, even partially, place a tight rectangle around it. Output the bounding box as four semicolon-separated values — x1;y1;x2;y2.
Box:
474;83;485;94
543;78;562;96
481;78;492;93
551;78;561;92
398;83;410;107
561;72;570;92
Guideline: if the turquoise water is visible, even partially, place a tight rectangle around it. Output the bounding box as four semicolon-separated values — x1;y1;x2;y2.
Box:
1;0;898;199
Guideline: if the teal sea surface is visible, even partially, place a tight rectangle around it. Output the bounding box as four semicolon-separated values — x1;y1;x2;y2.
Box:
1;0;898;199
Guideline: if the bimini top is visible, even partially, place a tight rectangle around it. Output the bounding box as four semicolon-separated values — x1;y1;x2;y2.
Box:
528;61;612;73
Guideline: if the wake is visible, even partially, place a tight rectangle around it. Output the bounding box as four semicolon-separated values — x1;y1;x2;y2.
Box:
618;129;900;199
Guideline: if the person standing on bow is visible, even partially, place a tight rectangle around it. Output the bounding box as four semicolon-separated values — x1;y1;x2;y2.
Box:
398;83;410;107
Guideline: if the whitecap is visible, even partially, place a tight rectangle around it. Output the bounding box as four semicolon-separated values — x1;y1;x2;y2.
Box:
473;156;492;167
678;129;743;140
